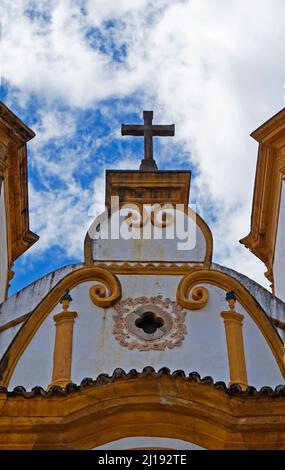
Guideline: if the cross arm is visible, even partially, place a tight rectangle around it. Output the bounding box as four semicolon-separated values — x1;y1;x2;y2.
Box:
152;124;175;136
121;125;145;136
121;124;175;136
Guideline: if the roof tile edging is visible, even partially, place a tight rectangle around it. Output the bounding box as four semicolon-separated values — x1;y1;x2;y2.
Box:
0;367;285;399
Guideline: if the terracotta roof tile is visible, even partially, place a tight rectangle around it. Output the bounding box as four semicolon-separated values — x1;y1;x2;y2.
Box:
0;367;284;399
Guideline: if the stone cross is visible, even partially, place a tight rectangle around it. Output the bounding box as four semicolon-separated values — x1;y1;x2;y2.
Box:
121;110;175;171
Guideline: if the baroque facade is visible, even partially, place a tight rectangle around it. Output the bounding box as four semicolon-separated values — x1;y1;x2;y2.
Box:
0;103;285;449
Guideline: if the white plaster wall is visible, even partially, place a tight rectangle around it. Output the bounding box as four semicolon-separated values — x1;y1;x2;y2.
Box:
2;261;285;351
0;264;84;361
0;188;8;303
91;210;206;262
274;181;285;302
9;276;284;390
213;263;285;341
0;323;22;358
9;311;55;390
0;263;83;326
93;437;204;450
238;302;284;389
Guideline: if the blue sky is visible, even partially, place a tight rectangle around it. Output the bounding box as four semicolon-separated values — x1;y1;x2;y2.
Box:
2;0;285;294
1;84;193;294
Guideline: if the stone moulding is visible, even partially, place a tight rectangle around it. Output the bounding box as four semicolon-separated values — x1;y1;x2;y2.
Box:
84;205;213;269
89;266;122;308
177;270;209;310
113;296;187;351
176;268;285;380
1;368;285;449
0;266;122;387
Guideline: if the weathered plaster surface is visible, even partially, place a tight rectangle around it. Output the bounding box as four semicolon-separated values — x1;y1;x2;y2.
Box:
0;263;83;358
8;275;284;390
0;263;83;325
91;211;206;262
1;227;284;391
213;263;285;341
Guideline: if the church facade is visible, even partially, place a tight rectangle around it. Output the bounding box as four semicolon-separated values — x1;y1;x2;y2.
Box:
0;103;285;449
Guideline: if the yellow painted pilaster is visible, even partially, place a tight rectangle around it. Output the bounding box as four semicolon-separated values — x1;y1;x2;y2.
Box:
50;292;77;388
221;293;248;390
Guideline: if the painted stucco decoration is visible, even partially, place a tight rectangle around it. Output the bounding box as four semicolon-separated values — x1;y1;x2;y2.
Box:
2;104;285;449
113;296;187;351
177;270;209;310
88;268;122;308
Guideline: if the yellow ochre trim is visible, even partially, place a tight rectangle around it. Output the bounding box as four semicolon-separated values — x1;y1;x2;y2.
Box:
220;310;248;390
176;269;285;380
240;107;285;287
0;266;121;387
84;206;213;268
93;261;203;275
0;375;285;449
0;312;30;334
176;266;209;310
49;310;77;388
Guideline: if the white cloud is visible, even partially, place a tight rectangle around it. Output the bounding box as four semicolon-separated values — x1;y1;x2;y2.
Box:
33;109;76;144
28;182;90;257
2;0;285;288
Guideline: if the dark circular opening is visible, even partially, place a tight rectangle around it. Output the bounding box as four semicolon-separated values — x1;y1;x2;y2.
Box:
135;312;164;334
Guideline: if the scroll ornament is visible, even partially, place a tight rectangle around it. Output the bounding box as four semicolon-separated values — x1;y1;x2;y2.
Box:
89;268;121;308
177;272;209;310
